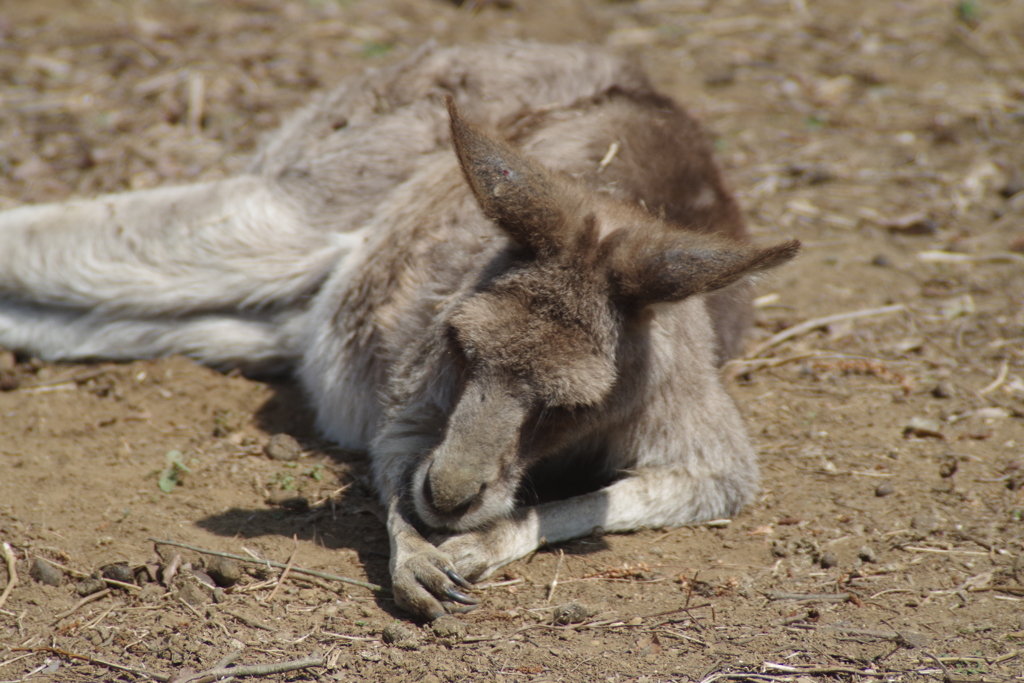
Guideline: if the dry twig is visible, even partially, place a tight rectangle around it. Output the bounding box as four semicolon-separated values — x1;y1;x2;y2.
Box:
264;535;298;602
174;652;324;683
746;304;905;358
12;645;167;681
149;538;385;593
764;591;851;602
546;549;565;604
52;588;112;622
0;542;18;611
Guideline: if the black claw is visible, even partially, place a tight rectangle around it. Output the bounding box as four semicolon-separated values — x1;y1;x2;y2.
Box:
445;568;472;589
443;585;479;605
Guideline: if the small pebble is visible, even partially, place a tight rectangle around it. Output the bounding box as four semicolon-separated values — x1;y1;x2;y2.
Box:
29;559;63;586
264;434;302;461
212;587;228;603
931;381;954;399
76;577;107;596
190;569;217;588
875;482;894;497
819;552;839;569
206;557;242;587
1000;170;1024;198
857;546;877;563
431;615;466;641
100;563;134;584
870;254;891;267
0;372;19;392
552;602;591;625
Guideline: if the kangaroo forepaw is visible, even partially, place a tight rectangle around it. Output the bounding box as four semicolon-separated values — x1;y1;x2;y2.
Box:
390;542;479;621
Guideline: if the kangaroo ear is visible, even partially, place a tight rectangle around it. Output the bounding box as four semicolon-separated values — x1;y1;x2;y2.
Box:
446;96;568;258
607;234;801;305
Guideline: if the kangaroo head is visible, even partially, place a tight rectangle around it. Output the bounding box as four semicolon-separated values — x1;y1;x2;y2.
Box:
410;98;800;532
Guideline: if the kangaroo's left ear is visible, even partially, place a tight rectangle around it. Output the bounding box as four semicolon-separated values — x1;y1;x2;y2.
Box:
604;232;801;306
447;96;575;259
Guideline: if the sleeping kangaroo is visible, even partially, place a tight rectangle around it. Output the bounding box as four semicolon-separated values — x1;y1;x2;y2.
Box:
0;43;798;619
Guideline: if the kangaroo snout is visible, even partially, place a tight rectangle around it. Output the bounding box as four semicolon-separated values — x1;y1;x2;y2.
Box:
413;379;524;530
425;457;491;516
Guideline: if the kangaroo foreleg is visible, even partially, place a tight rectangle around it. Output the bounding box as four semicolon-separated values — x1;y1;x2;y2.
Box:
438;465;753;582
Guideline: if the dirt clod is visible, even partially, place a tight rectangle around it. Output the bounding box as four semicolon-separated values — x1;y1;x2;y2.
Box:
552;602;591;625
431;615;466;642
75;577;106;596
100;563;134;584
176;578;212;606
29;559;63;586
382;621;419;648
265;433;302;461
205;557;242;587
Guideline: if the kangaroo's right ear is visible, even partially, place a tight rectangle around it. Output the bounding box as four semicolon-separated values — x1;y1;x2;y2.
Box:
446;96;570;258
605;233;801;306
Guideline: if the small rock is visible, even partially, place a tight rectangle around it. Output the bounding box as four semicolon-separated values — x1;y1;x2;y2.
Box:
100;563;134;584
0;372;19;392
29;559;63;586
931;381;955;399
431;615;466;642
911;513;942;534
76;577;107;596
857;546;877;563
870;254;891;267
819;552;839;569
264;490;310;512
212;587;228;603
381;621;417;646
552;602;591;625
903;417;944;439
176;579;211;606
264;434;302;461
205;557;242;587
938;457;959;479
874;482;894;497
1000;170;1024;198
190;569;216;588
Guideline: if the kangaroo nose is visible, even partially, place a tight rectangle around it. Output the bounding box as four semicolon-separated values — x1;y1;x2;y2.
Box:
425;463;486;516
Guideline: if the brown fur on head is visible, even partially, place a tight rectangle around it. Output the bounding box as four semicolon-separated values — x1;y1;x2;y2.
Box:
410;100;800;531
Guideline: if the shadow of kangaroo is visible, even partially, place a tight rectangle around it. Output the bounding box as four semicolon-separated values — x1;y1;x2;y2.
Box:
0;43;799;620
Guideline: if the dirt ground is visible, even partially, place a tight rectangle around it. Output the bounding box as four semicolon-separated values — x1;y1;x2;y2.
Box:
2;0;1024;681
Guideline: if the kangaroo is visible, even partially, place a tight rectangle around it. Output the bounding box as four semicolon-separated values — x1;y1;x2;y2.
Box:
0;43;798;620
